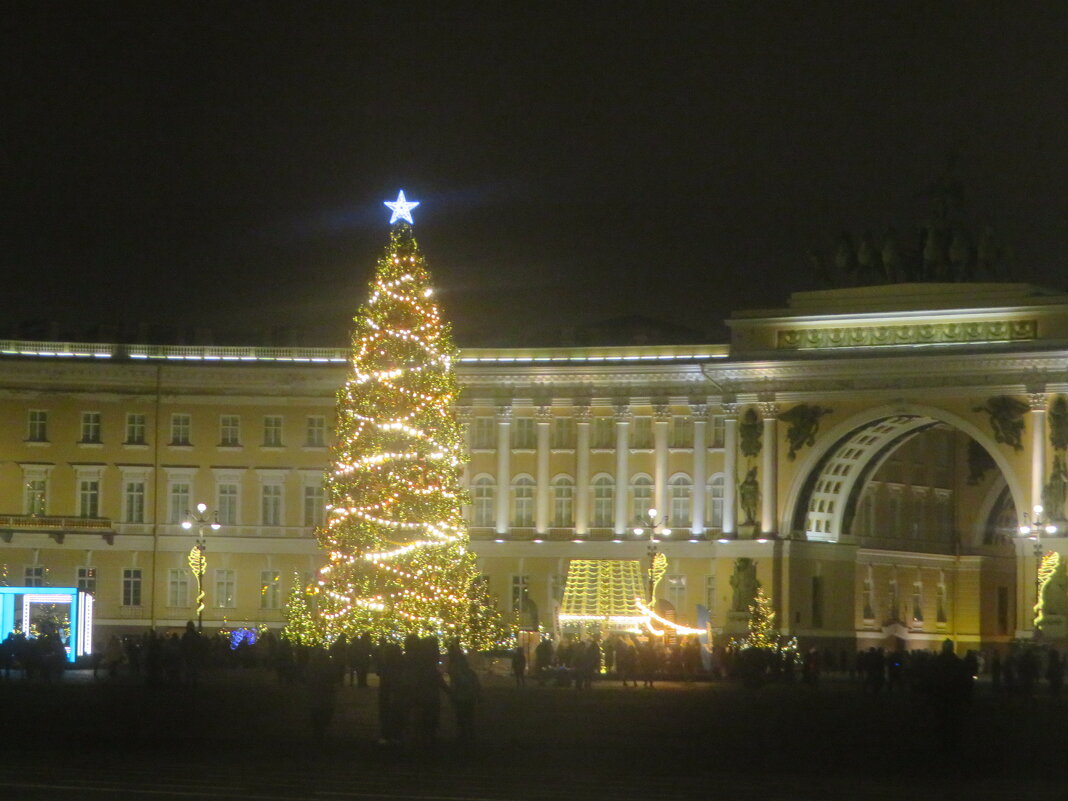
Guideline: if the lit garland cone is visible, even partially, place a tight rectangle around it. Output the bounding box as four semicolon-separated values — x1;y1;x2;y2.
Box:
304;196;505;648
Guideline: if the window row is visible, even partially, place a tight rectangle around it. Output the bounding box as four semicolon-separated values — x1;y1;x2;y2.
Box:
467;415;728;450
470;473;726;528
21;566;287;610
23;410;329;449
22;475;326;528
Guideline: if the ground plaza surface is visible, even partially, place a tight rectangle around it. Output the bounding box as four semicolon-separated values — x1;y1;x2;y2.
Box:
0;666;1063;801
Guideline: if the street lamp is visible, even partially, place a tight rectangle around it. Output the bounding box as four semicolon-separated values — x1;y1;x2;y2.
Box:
1018;503;1058;634
182;502;221;632
633;507;670;605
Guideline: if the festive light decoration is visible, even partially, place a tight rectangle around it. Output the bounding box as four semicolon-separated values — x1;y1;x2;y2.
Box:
1035;550;1060;628
384;190;420;224
187;544;206;622
283;572;318;646
300;205;505;648
742;588;778;650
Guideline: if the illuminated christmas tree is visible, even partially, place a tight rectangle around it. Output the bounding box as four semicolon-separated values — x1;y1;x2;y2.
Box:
743;588;777;650
282;572;317;645
310;192;505;648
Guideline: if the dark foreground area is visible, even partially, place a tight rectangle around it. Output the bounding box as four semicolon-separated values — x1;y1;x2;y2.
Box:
0;669;1063;800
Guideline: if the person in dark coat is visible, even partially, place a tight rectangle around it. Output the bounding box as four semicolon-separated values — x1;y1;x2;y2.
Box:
446;641;482;742
511;645;527;688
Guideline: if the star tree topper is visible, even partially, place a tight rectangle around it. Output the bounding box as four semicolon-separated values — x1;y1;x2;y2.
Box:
384;190;420;224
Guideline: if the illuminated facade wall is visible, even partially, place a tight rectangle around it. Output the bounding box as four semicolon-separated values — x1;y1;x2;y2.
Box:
1;284;1065;652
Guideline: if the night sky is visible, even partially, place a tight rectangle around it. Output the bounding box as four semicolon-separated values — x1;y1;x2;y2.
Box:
6;3;1068;347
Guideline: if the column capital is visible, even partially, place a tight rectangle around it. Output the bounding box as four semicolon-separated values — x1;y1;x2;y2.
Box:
535;406;554;424
496;405;513;422
574;405;592;423
759;401;779;419
690;403;709;420
1029;393;1048;412
614;404;632;424
653;404;672;423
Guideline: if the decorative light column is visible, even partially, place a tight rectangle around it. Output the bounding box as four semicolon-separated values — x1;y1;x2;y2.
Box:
496;405;512;535
760;402;778;536
653;404;671;519
1030;392;1048;514
722;402;738;536
182;502;221;632
614;404;631;536
535;406;552;534
691;404;708;536
574;405;591;535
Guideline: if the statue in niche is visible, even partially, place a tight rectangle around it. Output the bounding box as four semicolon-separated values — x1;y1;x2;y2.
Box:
780;404;833;461
966;439;996;486
1044;454;1068;523
1037;553;1068;628
1050;395;1068;452
730;557;760;613
738;467;760;527
739;408;762;459
972;396;1029;451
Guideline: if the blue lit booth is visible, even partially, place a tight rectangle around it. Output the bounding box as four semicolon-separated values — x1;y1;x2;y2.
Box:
0;586;94;663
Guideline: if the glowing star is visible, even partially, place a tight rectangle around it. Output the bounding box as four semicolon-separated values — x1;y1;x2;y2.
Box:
384;190;420;224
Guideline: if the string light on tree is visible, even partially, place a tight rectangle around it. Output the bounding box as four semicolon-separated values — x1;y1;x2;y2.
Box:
289;192;505;648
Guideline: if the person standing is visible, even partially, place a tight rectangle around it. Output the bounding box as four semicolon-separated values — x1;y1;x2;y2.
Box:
511;644;527;688
447;642;482;742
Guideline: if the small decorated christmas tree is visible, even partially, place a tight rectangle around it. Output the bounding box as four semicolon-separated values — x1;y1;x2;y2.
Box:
308;192;505;648
744;587;777;650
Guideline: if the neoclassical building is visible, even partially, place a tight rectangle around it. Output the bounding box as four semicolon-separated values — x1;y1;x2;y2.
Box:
0;283;1063;652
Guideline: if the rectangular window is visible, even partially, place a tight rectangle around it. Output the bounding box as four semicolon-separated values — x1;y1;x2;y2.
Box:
552;481;573;527
911;581;924;622
28;410;48;442
670;480;691;526
168;568;189;608
169;482;191;524
305;416;326;447
124;480;145;523
170;414;191;446
592;481;614;527
512;479;534;527
592;418;614;449
631;417;653;449
24;566;45;587
217;483;238;525
631;479;653;521
666;574;686;610
552;418;574;449
812;576;824;628
303;485;325;527
77;566;97;594
80;412;102;443
263;416;283;447
122;568;142;607
214;569;236;608
219;415;241;447
260;570;281;609
510;575;529;613
863;578;875;621
710;416;726;449
513;418;535;449
125;413;146;445
937;582;948;624
472;480;495;526
262;484;282;526
709;477;725;529
79;479;100;518
670;416;693;449
25;479;46;516
472;417;495;449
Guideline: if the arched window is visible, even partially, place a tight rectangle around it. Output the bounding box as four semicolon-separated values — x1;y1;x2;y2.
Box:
552;475;574;527
512;475;535;527
707;474;725;529
472;476;495;527
630;475;653;521
592;475;614;527
670;475;692;526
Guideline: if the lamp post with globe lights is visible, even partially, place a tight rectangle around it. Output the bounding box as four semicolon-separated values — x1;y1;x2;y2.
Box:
633;507;671;605
182;502;221;632
1018;503;1058;634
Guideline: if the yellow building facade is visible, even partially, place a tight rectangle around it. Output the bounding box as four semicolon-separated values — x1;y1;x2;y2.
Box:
0;283;1063;653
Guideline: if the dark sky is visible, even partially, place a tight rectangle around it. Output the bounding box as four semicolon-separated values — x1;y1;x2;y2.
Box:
6;2;1068;346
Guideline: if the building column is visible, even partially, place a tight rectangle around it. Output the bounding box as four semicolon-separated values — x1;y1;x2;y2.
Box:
761;402;778;536
691;404;708;535
653;404;670;519
1030;392;1048;516
574;405;591;534
722;403;738;535
535;406;552;534
495;405;512;535
614;405;631;535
